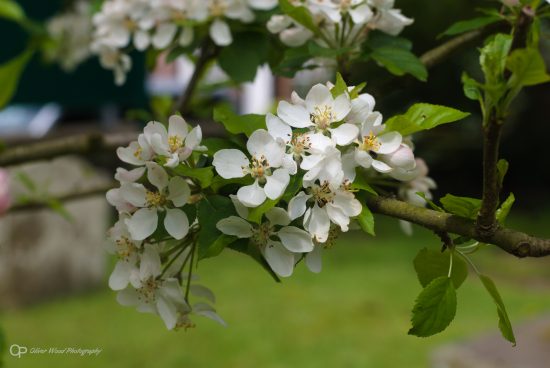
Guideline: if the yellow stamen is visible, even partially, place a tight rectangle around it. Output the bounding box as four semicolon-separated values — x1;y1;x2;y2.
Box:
360;131;381;152
310;105;334;130
146;191;166;207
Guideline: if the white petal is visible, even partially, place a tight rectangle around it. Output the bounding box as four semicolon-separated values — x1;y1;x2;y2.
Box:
146;162;169;190
164;209;189;240
329;123;359;146
230;194;249;219
116;288;140;306
109;261;133;290
332;93;352;121
266;113;292;143
381;144;415;169
120;183;147;207
247;130;284;168
277;101;313;128
354;150;373;169
349;5;373;24
152;23;177;49
264;168;289;200
125;208;158;240
237;180;267;207
190;285;216;303
179;26;194;46
157;295;178;330
264;240;295;277
185;126;202;150
216;216;254;238
115;167;145;183
117;142;145;165
213;149;249;179
308;205;330;243
168;115;189;139
134;30;150;51
168;176;190;207
326;204;350;232
305;84;333;113
210;19;232;46
288;192;311;220
346;93;376;125
372;159;393;173
140;244;162;279
279;27;313;47
305;245;323;273
277;226;314;252
265;207;291;226
248;0;277;10
377;131;402;154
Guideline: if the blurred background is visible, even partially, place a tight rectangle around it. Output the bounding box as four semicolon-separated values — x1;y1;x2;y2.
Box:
0;0;549;367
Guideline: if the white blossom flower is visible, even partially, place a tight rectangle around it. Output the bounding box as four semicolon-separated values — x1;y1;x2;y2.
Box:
368;0;413;36
288;180;362;242
397;158;437;207
116;133;154;166
122;162;190;240
143;115;206;168
277;84;358;145
107;218;142;290
217;204;314;277
212;130;290;207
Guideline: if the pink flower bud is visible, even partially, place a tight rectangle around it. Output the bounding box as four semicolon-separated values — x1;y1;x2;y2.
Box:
0;169;11;215
384;144;415;170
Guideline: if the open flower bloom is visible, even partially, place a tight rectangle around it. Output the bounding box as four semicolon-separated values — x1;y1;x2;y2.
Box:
117;132;154;166
0;169;11;215
368;0;413;36
143;115;206;168
107;218;143;290
212;129;290;207
217;202;314;277
116;245;189;330
397;158;437;207
350;114;404;175
276;84;358;146
288;180;362;243
121;162;190;240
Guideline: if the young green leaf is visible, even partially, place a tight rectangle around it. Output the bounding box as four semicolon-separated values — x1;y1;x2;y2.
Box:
370;47;427;81
0;48;34;109
496;193;515;225
408;277;457;337
461;72;483;101
0;0;25;23
172;166;214;188
385;104;470;136
357;204;375;236
279;0;318;33
440;194;481;219
331;72;348;98
480;33;512;86
218;32;269;83
213;104;266;137
496;159;509;188
413;248;468;289
440;15;501;38
506;48;550;89
479;274;516;345
197;195;236;260
203;234;238;259
351;170;378;196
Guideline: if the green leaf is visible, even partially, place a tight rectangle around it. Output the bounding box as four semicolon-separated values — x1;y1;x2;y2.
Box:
172;166;214;188
479;274;516;345
202;234;238;259
308;42;351;58
370;47;428;81
351;170;378;196
413;248;468;289
0;0;25;23
408;277;457;337
496;193;515;225
461;72;483;101
213;104;266;137
440;15;501;37
440;194;481;220
218;32;269;83
496;159;509;188
247;198;279;224
357;204;375;236
506;48;550;89
349;82;366;99
202;137;243;156
279;0;318;33
281;175;303;203
331;72;348;98
366;32;412;51
0;48;34;109
480;33;512;86
273;44;311;78
197;195;236;260
385;103;470;136
210;175;254;193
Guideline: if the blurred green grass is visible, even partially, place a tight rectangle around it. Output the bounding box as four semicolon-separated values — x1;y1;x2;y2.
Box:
2;213;550;368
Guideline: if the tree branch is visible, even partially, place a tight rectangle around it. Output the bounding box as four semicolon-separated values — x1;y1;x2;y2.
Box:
175;40;218;115
8;182;116;213
367;196;550;258
419;29;486;69
0;132;136;167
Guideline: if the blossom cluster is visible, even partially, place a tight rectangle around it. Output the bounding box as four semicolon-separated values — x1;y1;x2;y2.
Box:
107;83;436;329
267;0;413;48
106;115;225;330
91;0;277;84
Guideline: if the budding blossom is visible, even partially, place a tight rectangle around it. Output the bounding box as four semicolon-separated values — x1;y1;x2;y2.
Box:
91;0;277;84
268;0;413;50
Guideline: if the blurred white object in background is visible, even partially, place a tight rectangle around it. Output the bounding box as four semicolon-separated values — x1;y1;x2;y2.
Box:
241;65;275;114
0;103;62;139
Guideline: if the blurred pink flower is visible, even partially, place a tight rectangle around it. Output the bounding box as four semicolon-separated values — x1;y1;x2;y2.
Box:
0;169;11;214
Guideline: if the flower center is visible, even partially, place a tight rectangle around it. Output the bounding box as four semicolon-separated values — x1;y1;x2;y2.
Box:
252;222;273;247
247;155;271;180
137;277;159;303
115;236;138;260
310;105;334;130
134;147;143;159
209;0;227;17
146;190;167;207
290;133;311;156
340;0;352;11
311;181;335;208
360;131;381;152
168;135;183;153
123;18;137;31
